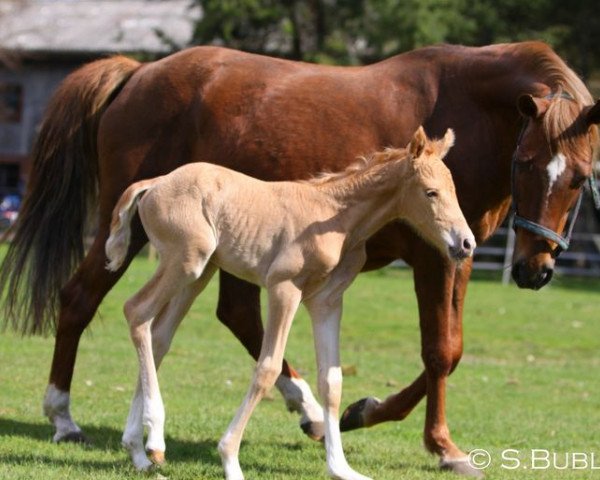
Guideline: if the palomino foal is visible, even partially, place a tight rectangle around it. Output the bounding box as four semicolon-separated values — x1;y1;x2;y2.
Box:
105;127;475;480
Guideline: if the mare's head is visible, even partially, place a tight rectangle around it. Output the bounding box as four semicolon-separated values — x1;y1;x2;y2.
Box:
403;127;476;261
511;90;600;289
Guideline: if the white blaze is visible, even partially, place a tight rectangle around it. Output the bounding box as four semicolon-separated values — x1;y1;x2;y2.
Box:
546;153;567;196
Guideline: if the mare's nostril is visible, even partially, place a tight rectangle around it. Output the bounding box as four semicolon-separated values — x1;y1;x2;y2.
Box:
463;238;473;252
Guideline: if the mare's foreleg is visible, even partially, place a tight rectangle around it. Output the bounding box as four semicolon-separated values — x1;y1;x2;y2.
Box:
341;258;471;429
340;254;478;476
217;271;324;440
123;263;218;466
44;222;147;443
218;281;301;480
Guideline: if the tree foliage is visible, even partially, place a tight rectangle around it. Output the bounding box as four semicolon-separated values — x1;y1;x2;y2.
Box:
190;0;600;78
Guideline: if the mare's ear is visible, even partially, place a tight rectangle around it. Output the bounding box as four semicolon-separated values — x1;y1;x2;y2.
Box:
517;94;548;119
438;128;455;158
408;125;427;158
586;100;600;126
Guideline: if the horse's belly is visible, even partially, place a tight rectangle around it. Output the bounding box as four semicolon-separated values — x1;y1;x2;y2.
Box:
212;247;267;287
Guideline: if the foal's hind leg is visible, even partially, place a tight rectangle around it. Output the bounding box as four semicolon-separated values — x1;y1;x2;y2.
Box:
123;248;214;471
218;281;302;480
217;271;324;440
123;263;218;467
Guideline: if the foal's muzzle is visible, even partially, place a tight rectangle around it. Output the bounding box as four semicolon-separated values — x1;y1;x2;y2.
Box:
448;232;476;261
511;259;554;290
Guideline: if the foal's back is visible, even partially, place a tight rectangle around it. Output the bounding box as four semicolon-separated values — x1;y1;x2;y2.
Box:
139;162;341;286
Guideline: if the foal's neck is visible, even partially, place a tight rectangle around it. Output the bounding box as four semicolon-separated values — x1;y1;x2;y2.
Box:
317;156;413;244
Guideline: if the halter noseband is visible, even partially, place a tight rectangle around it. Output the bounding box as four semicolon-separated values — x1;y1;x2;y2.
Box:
511;91;599;258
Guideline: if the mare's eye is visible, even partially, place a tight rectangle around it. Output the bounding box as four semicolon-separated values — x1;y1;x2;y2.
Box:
571;172;587;189
516;158;534;171
426;189;438;198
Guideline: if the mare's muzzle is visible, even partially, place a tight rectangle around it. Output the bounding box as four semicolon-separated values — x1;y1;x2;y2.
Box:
511;258;554;290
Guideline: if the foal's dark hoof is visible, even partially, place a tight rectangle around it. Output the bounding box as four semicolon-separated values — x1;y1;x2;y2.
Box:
56;430;90;445
300;420;325;442
440;458;485;478
340;397;381;432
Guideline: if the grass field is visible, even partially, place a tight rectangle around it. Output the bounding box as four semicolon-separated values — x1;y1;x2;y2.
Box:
1;256;600;479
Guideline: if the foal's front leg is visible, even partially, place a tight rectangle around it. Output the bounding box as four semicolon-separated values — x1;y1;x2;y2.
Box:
217;271;325;440
218;281;302;480
304;247;371;480
306;295;371;480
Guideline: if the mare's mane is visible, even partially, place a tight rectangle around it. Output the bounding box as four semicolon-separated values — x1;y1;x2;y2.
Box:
519;42;599;157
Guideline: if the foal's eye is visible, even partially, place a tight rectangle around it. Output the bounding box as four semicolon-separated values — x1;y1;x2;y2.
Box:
426;189;438;198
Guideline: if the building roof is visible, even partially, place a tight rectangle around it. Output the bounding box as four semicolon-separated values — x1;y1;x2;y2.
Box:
0;0;202;57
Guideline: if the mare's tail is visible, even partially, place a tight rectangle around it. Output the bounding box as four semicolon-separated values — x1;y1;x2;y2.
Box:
0;56;141;335
105;179;160;272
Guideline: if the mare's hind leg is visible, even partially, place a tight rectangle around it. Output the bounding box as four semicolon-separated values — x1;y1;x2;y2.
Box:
123;263;218;468
43;223;147;443
217;271;324;440
218;281;302;480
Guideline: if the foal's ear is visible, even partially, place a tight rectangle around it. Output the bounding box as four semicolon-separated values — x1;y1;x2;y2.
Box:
586;99;600;126
408;126;427;158
517;94;548;119
439;128;455;158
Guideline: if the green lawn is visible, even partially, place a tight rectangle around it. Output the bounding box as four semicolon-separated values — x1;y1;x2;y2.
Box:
1;257;599;479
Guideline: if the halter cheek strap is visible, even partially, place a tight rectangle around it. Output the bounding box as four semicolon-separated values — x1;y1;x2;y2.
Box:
512;192;582;255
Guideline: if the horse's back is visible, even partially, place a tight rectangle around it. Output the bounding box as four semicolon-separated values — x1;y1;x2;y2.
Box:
97;46;425;189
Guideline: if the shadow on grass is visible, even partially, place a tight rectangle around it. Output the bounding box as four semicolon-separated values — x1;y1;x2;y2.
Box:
0;417;440;476
0;417;220;465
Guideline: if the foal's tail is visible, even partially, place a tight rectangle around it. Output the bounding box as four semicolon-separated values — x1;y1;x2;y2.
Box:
0;55;141;335
105;179;160;272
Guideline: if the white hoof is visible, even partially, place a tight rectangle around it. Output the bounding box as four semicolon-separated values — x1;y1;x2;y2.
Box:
222;458;244;480
131;451;154;472
123;438;153;471
328;465;372;480
218;438;245;480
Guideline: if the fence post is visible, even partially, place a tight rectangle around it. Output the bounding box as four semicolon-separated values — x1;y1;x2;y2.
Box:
502;216;515;285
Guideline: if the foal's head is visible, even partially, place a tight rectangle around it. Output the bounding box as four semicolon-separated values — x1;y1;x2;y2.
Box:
402;127;476;261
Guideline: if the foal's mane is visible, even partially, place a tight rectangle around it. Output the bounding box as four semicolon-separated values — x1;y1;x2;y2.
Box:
522;43;599;157
305;147;410;186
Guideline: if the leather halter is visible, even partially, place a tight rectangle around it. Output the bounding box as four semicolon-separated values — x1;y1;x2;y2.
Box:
511;91;599;258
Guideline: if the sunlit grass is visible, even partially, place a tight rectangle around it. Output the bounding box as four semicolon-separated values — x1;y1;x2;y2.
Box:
1;257;600;479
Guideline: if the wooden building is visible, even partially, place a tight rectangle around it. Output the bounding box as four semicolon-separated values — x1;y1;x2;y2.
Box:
0;0;201;196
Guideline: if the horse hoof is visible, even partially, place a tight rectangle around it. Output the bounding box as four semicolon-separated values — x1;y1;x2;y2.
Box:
300;420;325;442
55;430;90;445
339;397;380;432
148;449;166;465
440;458;485;478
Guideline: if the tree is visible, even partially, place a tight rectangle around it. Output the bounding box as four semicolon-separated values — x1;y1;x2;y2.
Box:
190;0;600;77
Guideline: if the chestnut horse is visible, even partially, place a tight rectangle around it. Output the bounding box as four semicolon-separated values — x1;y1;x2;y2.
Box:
105;129;474;478
1;42;598;476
